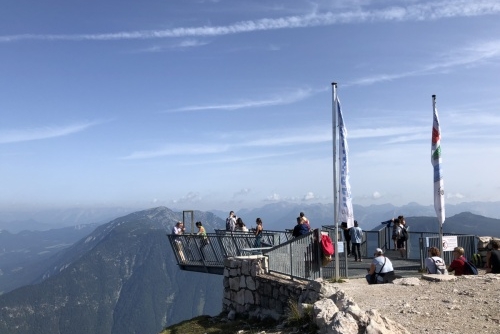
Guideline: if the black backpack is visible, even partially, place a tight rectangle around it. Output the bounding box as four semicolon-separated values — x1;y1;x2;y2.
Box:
463;258;478;275
399;227;408;241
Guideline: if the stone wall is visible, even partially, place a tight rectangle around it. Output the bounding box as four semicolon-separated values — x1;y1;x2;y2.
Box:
222;256;307;320
221;257;411;333
477;236;500;265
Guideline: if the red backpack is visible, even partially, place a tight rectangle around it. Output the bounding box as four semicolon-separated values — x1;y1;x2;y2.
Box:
321;234;334;256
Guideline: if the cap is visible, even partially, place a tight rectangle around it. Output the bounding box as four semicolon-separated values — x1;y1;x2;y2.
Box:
375;248;384;254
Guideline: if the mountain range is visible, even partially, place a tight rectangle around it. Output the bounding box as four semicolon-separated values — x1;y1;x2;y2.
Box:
0;207;224;334
1;203;500;334
2;201;500;233
211;201;500;231
0;224;99;294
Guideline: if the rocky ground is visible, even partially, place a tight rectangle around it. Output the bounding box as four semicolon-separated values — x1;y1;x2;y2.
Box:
335;273;500;334
233;271;500;334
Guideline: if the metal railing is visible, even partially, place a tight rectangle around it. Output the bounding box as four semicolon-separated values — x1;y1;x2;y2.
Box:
214;229;292;257
167;224;480;279
365;224;412;259
265;229;322;281
418;234;478;269
167;233;226;272
167;230;294;270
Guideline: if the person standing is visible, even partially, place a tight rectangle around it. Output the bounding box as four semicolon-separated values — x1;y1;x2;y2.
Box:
486;240;500;274
341;222;352;256
391;218;398;250
292;217;309;237
226;211;236;232
395;216;407;258
299;212;311;231
172;221;185;235
349;220;363;262
236;217;248;232
254;218;263;247
196;221;209;260
172;221;186;261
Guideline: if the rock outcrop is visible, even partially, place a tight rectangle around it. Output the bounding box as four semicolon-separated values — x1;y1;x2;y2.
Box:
299;278;411;334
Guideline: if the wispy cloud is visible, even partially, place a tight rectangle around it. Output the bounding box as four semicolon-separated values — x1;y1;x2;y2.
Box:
449;110;500;126
181;151;297;165
167;88;320;112
0;122;98;144
1;1;498;43
121;125;329;160
244;132;331;147
349;126;428;139
122;143;230;160
121;110;500;160
349;39;500;86
132;39;210;53
172;192;202;205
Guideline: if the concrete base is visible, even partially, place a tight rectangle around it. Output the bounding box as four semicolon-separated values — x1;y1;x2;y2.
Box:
421;274;458;282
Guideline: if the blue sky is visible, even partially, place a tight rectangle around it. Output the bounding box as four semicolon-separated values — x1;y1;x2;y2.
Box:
1;0;500;212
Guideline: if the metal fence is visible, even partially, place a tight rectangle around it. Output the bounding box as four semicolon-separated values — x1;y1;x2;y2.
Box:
167;225;479;279
320;226;350;278
214;229;292;256
167;233;229;275
265;229;322;281
418;234;478;269
167;229;294;273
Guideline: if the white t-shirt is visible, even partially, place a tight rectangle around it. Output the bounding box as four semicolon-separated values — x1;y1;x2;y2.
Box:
172;225;183;235
372;256;394;282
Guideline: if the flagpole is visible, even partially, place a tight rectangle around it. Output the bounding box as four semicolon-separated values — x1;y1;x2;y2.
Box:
332;82;339;280
432;94;444;255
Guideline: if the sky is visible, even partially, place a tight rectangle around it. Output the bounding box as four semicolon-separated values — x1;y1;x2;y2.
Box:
1;0;500;212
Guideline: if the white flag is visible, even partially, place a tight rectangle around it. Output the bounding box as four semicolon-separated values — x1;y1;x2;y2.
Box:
337;97;354;228
431;96;445;225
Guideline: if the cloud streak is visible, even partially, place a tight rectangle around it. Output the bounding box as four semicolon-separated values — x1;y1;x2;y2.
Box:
349;39;500;86
122;143;230;160
1;0;499;43
167;88;320;112
0;122;98;144
121;109;500;160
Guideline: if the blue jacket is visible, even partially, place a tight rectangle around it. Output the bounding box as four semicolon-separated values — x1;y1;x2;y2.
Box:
292;223;309;237
349;226;363;243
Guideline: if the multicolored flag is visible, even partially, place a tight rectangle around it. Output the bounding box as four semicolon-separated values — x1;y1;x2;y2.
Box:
431;95;445;225
337;97;354;228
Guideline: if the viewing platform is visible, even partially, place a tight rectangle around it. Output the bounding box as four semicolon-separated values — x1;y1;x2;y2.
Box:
167;225;478;281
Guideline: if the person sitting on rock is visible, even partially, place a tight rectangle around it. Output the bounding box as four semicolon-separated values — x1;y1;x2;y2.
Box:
448;246;467;276
366;248;394;284
425;246;448;274
486;240;500;274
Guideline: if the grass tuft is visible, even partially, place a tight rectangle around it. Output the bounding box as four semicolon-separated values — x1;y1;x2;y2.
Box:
284;300;318;334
